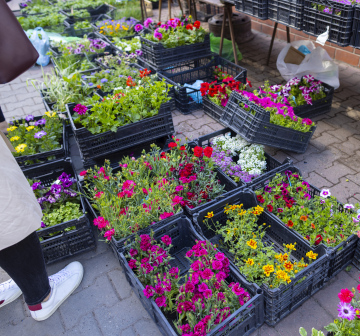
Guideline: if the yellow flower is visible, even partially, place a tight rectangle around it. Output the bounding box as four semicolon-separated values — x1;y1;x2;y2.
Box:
245;258;254;266
306;251;318;260
7;126;17;132
285;243;296;251
276;270;287;280
26;126;34;131
284;261;294;272
263;264;274;277
45;111;57;118
15;143;27;153
205;211;214;219
246;239;257;249
279;253;289;263
238;209;246;216
122;25;129;31
10;136;20;142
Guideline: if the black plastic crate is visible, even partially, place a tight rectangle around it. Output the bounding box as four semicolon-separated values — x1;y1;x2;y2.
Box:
60;4;114;24
195;127;291;189
303;0;354;47
234;0;268;20
140;33;212;70
351;5;360;48
66;101;174;161
117;216;264;335
192;188;329;326
293;81;334;118
268;0;304;30
220;91;316;153
50;54;101;77
250;164;359;280
63;17;94;37
353;239;360;269
40;89;56;112
203;96;226;122
11;115;68;170
23;159;96;264
154;54;247;114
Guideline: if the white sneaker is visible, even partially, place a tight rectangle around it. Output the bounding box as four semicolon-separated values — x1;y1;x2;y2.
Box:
0;279;22;308
29;261;84;321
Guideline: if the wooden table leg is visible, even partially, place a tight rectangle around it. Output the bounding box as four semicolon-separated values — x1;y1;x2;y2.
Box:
266;22;278;66
158;0;162;22
192;0;197;20
226;5;238;65
286;26;290;43
178;0;184;16
168;0;171;19
140;0;144;21
219;6;227;57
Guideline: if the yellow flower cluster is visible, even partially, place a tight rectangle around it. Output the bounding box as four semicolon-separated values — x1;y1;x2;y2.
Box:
10;136;20;142
99;21;129;35
7;126;17;132
45;111;57;118
15;143;27;153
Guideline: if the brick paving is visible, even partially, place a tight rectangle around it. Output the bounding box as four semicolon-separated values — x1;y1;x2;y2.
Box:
1;2;360;335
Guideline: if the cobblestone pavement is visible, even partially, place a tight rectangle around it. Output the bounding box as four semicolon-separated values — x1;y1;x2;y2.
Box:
1;2;360;335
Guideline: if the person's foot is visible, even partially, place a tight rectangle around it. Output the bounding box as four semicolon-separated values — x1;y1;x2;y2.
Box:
0;121;9;134
0;279;22;308
29;261;84;321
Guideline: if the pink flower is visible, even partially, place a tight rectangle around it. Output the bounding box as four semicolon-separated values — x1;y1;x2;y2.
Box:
338;288;354;303
198;283;209;292
94;191;104;199
191;272;199;285
128;259;136;269
129;248;138;257
212;260;223;270
172;195;183;207
215;271;226;282
93;217;109;229
155;285;165;295
143;285;155;298
169;267;179;278
159;212;174;220
155;296;167;307
175;185;184;192
185;282;195;293
104;228;115;241
186;250;193;258
215;252;225;261
122;180;136;190
74;104;87;115
201;268;214;280
232;283;245;296
142;188;149;195
191;260;203;272
203;289;213;299
194;321;206;335
217;292;225;301
214;281;222;289
79;170;87;176
161;235;172;246
191;293;203;303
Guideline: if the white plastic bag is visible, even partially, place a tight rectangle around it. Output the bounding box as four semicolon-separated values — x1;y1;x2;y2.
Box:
27;27;50;66
277;40;339;89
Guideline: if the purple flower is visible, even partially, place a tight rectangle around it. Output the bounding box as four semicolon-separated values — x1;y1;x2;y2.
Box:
100;78;108;83
134;23;144;32
144;18;153;28
64;189;77;197
88;82;93;86
51;184;63;194
25;115;34;122
41;222;46;228
34;119;46;126
74;104;88;115
32;182;42;191
338;302;356;321
34;130;47;139
154;31;163;40
135;49;143;56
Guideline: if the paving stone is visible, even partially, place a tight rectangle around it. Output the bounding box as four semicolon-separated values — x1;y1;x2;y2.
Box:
61;313;102;336
274;298;333;335
188;115;216;129
172;113;197;126
207;122;224;131
5;98;37;111
94;293;150;335
182;125;216;140
59;274;119;329
133;319;162;336
321;163;356;184
175;121;195;134
311;132;342;151
332;136;360;155
252;324;280;336
121;326;137;336
329;177;360;203
107;268;132;300
0;297;26;327
306;172;332;189
313;271;359;319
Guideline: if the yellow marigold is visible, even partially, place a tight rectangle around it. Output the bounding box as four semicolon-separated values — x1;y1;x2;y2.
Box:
276;269;287;280
263;264;274;277
280;253;289;263
10;136;20;142
7;126;17;132
246;239;257;249
238;209;246;216
285;243;296;251
306;251;318;260
284;261;294;272
15;143;27;153
26;126;34;131
205;211;214;219
245;258;254;266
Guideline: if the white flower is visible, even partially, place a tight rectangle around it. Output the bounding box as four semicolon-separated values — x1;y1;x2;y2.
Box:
344;204;355;210
320;189;331;198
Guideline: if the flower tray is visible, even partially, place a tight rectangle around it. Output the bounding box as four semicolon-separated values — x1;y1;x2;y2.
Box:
351;5;360;48
50;54;101;77
139;33;212;70
195;127;291;189
60;4;114;24
352;239;360;269
117;216;264;335
302;0;354;47
153;54;247;114
192;188;329;326
292;81;334;119
63;17;94;38
220;91;316;153
250;164;360;280
66;101;174;161
13;115;69;170
23;159;96;264
203;96;227;122
234;0;268;20
267;0;303;30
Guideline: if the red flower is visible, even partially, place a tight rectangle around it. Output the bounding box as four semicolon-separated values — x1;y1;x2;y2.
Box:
186;24;193;30
267;204;273;212
338;288;354;303
193;146;203;157
180;145;186;150
256;195;264;204
203;146;213;158
193;20;200;29
315;234;323;246
79;170;87;176
286;220;294;228
168;142;177;149
246;79;252;87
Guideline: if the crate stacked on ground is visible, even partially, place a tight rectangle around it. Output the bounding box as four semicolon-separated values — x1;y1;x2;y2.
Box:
153;54;247;114
220;91;316;153
117;216;265;335
234;0;268;20
250;164;360;280
351;5;360;48
192;188;329;326
195;127;292;189
196;1;224;22
23;159;96;264
60;4;114;23
302;0;354;47
63;15;97;37
267;0;304;29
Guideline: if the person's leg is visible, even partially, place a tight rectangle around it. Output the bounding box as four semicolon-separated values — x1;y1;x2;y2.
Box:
0;232;50;307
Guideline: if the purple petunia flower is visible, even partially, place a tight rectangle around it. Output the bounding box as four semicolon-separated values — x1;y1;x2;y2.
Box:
34;130;47;139
135;49;143;56
32;182;42;191
25;115;34;122
154;31;163;40
41;222;46;228
144;18;153;28
73;104;88;115
134;24;144;32
34;119;46;126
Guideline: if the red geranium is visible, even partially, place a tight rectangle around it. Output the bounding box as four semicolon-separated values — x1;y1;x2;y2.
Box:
168;142;177;149
203;147;213;158
338;288;354;303
267;204;273;212
180;145;186;150
193;146;203;157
